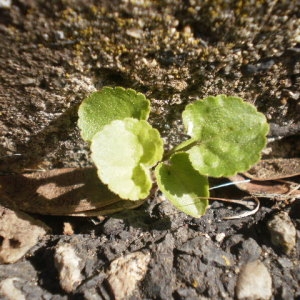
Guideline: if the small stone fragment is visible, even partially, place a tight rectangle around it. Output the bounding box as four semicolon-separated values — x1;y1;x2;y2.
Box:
236;260;272;300
215;232;226;243
107;251;151;300
63;222;74;235
126;28;143;39
0;278;25;300
54;30;65;40
267;211;296;254
0;206;50;264
0;0;11;9
54;244;83;293
20;77;36;86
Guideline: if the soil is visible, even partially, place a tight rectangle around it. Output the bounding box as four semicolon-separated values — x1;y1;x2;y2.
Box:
0;0;299;299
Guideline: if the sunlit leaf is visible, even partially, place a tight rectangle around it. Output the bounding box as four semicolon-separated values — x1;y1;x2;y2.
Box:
155;152;209;218
91;118;164;200
78;87;150;141
181;95;269;177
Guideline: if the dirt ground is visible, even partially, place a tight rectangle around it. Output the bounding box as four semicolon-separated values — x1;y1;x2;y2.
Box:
0;0;299;299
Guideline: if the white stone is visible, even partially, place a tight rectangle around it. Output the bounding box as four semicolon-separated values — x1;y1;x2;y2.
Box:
0;278;25;300
54;244;83;293
107;251;151;300
0;0;11;8
215;232;226;243
0;206;50;264
236;260;272;300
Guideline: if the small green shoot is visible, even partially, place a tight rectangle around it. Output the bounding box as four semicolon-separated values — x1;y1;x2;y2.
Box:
78;87;269;218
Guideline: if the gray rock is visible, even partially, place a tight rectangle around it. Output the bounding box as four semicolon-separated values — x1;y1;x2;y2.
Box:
279;286;295;300
101;218;126;236
76;273;106;300
236;260;272;300
179;236;233;267
224;235;262;263
267;211;296;254
277;257;293;269
175;287;207;300
143;233;175;299
239;238;262;263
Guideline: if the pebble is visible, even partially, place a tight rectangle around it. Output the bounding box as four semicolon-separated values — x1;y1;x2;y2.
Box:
215;232;226;243
0;0;11;8
236;260;272;300
54;30;65;40
0;278;25;300
0;206;50;264
126;28;143;39
54;244;83;293
20;77;36;86
107;251;151;300
267;211;296;254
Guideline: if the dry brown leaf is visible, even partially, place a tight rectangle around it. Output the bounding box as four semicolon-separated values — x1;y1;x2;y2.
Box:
229;174;291;194
229;174;300;200
0;168;144;216
243;158;300;181
230;158;300;201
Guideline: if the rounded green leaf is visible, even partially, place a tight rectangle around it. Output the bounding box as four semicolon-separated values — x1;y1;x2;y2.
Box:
78;87;150;141
91;118;164;200
182;95;269;177
155;152;209;218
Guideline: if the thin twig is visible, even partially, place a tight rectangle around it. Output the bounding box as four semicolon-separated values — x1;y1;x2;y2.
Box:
0;154;22;159
223;196;260;220
206;196;256;210
286;184;300;196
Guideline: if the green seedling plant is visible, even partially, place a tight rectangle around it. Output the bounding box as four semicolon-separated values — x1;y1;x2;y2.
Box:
78;87;269;217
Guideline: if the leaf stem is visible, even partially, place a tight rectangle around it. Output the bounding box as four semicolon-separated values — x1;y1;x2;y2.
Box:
162;139;199;161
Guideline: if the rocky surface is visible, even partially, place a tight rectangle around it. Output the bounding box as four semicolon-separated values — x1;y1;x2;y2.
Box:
0;0;299;299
